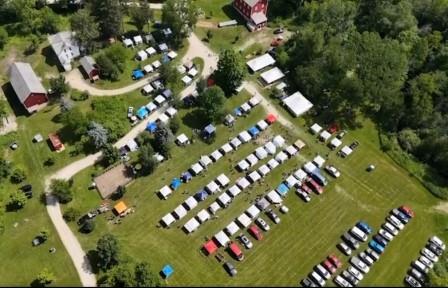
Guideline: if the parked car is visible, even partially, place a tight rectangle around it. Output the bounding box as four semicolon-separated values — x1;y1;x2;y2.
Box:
356;221;373;234
373;234;388;247
325;165;341;178
223;262;237;277
310;271;326;287
342;232;360;250
255;217;270;231
419;255;434;269
421;247;439;263
328;254;342;269
279;205;289;214
368;240;385;254
350;256;370;273
301;184;313;194
338;242;352;256
409;268;426;284
306;178;323;194
315;264;331;280
266;209;280;224
341;270;359;286
238;234;253;249
391;208;410;224
349;141;359;150
405;275;422;287
429;236;446;250
427;243;444;256
297;189;311;202
127;106;134;118
382;222;399;236
358;252;374;266
387;215;405;230
248;225;263;240
322;259;337;274
334;275;352;287
350;226;368;242
412;260;429;274
399;205;415;218
378;228;394;241
301;277;318;287
228;242;244;261
337;130;347;139
347;265;364;281
365;248;380;262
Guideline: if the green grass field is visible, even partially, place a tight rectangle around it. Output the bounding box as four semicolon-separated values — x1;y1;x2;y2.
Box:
63;84;448;286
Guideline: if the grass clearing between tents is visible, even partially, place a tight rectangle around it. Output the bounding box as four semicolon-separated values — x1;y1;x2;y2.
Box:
64;86;447;285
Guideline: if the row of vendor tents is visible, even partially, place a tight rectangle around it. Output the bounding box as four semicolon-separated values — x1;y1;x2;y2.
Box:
157;114;278;200
310;123;354;157
136;89;174;120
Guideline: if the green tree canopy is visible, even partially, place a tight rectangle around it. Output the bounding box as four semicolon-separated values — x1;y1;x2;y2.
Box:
214;49;246;96
97;233;121;271
197;86;226;123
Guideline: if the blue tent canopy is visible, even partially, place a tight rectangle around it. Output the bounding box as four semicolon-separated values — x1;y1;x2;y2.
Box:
146;122;157;133
276;183;289;196
181;171;192;182
234;107;242;117
248;126;260;137
194;189;208;201
170;178;181;190
203;124;216;136
132;69;144;80
162;89;173;99
161;264;173;279
137;107;149;119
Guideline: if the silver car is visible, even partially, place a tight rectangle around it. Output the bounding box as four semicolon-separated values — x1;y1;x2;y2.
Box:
382;222;398;236
378;228;394;241
315;264;331;280
350;256;370;273
421;247;439;263
255;217;270;231
348;266;364;281
419;255;434;269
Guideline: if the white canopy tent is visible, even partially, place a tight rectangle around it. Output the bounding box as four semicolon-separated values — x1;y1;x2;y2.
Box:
249;95;262;107
214;231;231;247
154;95;166;106
159;185;172;199
146;102;156;114
152;60;162;69
273;135;286;148
257;120;269;131
255;147;268;160
238;131;252;143
161;213;175;227
240;102;252;113
123;38;133;47
167;51;178;59
184;196;198;210
285;175;299;188
210;150;223;162
246;154;259;167
341;146;353;157
206;181;220;194
133;35;143;45
173;205;187;219
236;177;251;190
237;213;252;228
177;65;187;74
310;123;322;134
188;68;198;77
261;67;285;85
294;169;308;182
143;64;154;74
196;209;210;223
230;137;242;149
227;185;242;197
199;155;213;167
303;161;318;173
267;159;280;169
282;91;314;117
275;151;288;163
176;134;189;146
190;163;204;175
320;130;332;142
136;50;147;61
208;201;221;215
182;75;193;85
264;141;277;155
237;159;250;171
313;155;326;168
216;174;230;187
246;205;261;219
145;47;156;56
220;143;233;154
183;218;200;233
166;107;178;118
218;192;232;208
285;145;298;157
143;84;154;94
330;138;342;149
127;139;139;152
248;171;261;183
158;114;170;124
258;164;271;177
246;53;276;72
267;190;283;204
225;221;240;236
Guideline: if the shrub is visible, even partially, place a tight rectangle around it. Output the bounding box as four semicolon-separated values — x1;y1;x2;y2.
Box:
63;208;80;222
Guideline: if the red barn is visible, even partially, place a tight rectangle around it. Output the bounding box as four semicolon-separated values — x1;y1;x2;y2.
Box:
233;0;268;31
9;62;48;114
79;56;100;81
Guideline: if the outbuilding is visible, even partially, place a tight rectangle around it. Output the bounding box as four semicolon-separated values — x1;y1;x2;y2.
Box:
79;56;99;81
246;53;276;72
281;91;314;117
260;67;285;85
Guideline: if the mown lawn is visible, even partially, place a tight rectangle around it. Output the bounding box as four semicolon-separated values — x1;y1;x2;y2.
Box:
193;0;238;22
64;84;447;286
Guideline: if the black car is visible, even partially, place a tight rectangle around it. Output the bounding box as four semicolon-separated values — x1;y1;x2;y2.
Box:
223;262;237;277
20;184;32;192
342;232;360;250
301;277;318;287
349;141;360;150
373;234;388;247
427;243;444;256
23;190;33;199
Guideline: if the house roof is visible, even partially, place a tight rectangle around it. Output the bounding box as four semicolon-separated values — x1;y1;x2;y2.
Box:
114;201;127;215
261;67;285;84
48;31;80;71
9;62;46;104
246;53;275;72
282;91;314;117
79;56;97;75
251;12;268;25
243;0;260;7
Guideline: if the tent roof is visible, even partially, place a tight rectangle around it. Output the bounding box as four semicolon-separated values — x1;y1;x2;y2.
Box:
266;113;277;124
214;231;231;247
191;163;204;175
251;11;268;25
294;169;308;182
152;60;162;68
258;164;271;176
313;155;326;167
330;138;342;147
237;160;250;171
196;209;210;223
209;201;221;214
304;161;318;173
273;135;286;148
167;51;178;59
294;139;307;150
285;175;299;188
275;151;288;163
256;197;270;211
184;196;198;210
267;190;283;204
246;154;259;166
204;124;216;134
248;171;261;183
137;50;147;59
181;171;192;181
161;265;174;278
230;137;242;148
320;130;332;141
310;123;322;134
206;181;220;194
249;95;262;107
188;67;198;77
161;213;176;227
145;47;156;55
285;145;298;156
182;75;193;84
227;185;242;197
123;38;133;46
166;107;177;117
255;147;268;159
158;43;168;51
195;189;208;201
225;221;240;236
126;139;139;152
282;91;314;117
267;159;280;169
241;102;252;112
133;35;143;43
210;150;223;162
154;95;166;105
220;143;233;154
143;84;154;93
257;120;269;131
248;126;260;137
183;218;200;233
177;133;189;144
237;177;251;190
246;53;275;72
246;205;261;219
261;67;285;84
238;131;252;143
159;185;172;199
158;114;170;124
277;183;289;196
264;141;277;155
237;213;252;228
216;174;230;187
170;178;182;190
114;201;127;215
203;240;218;255
174;205;187;219
341;145;353;156
200;155;212;167
218;192;232;207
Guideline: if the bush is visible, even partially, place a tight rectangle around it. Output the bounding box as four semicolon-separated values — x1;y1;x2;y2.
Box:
50;179;73;204
63;208;80;222
44;157;55;166
71;91;90;101
7;191;27;210
10;168;26;183
80;219;95;233
169;115;180;134
398;129;421;152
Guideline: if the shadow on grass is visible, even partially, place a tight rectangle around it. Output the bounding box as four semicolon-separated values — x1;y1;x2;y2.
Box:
86;250;100;274
41;46;65;73
181;109;207;130
1;83;28;117
221;4;244;23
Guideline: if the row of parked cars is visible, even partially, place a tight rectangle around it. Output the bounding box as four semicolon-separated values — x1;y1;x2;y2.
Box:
405;235;445;287
302;254;343;287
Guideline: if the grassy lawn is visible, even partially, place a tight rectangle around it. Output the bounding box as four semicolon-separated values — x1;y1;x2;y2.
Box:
196;26;251;53
63;82;448;286
194;0;237;22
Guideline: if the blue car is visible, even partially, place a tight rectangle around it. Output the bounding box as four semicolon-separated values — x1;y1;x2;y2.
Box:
369;240;385;254
356;221;372;234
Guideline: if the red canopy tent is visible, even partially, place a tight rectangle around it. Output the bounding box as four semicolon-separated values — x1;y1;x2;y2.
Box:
203;240;218;255
266;114;277;124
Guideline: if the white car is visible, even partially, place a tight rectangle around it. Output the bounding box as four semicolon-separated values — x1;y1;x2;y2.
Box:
350;256;369;274
280;205;289;214
412;260;429;274
419;256;434;269
378;229;394;241
387;215;404;230
359;252;374;266
430;236;446;250
255;217;270;231
325;165;341;178
421;247;439;263
127;106;134;118
310;271;326;287
315;264;331;280
334;275;352;287
382;222;398;236
348;266;364;281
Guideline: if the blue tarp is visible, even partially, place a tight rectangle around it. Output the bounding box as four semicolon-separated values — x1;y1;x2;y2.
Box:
248;126;260;137
137;107;149;119
194;189;208;201
203;124;216;135
276;183;289;196
146;122;157;133
170;178;181;190
181;171;192;182
132;69;144;80
161;264;173;278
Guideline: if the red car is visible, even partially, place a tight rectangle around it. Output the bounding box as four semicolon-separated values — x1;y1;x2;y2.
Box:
248;225;263;241
301;183;313;194
328;254;342;269
399;205;415;218
229;242;244;261
306;178;323;194
322;259;337;274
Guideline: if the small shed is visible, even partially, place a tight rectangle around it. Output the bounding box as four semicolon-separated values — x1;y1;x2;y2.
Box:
161;265;174;279
273;135;286;148
205;181;220;194
330;138;342;149
196;209;210;223
236;177;251;190
216;174;230;187
230;137;242;149
199;155;213;168
208;201;221;215
267;159;280;170
218;192;232;208
220;143;233;154
264;141;277;155
173;205;187;219
227;185;241;198
248;171;261;183
210;150;223;162
190;163;204;175
159;185;172;200
255;147;268;160
310;123;322;134
237;213;252;228
225;222;240;236
114;201;127;215
176;134;190;146
161;213;176;227
183;218;200;233
214;231;230;247
275;151;288;163
79;56;99;81
257;120;269;131
203;240;218;255
320;130;332;142
237;159;250;171
238;131;252;143
313;155;326;168
258;164;271;177
246;205;261;219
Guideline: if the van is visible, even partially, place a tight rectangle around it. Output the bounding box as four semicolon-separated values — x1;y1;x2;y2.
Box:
350;226;368;242
310;170;328;186
412;260;429;274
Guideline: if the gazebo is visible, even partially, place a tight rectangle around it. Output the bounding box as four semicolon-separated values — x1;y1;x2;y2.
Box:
203;124;216;138
114;201;127;215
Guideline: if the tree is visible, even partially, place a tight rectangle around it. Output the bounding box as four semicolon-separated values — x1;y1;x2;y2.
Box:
197;86;226;123
398;129;421;152
0;26;7;49
206;30;213;41
50;179;73;204
102;144;119;167
38;7;61;34
91;0;123;39
49;75;68;99
97;233;121;271
10;168;26;183
129;1;153;32
70;9;100;53
134;262;160;287
138;144;157;176
87;121;109;150
162;0;198;47
0;158;12;181
60;97;74;113
153;123;174;159
169;115;180;134
61;107;89;138
35;268;55;287
103;263;135;287
214;49;246;96
7;191;27;210
160;64;182;94
80;219;95;233
96;53;120;81
63;207;80;222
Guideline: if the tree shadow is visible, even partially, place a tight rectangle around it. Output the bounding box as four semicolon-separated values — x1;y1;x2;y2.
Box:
29;279;44;287
181;110;207;130
221;4;245;23
1;83;28;117
41;46;65;73
86;249;100;274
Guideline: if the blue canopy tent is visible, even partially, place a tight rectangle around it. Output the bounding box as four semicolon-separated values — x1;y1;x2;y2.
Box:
203;124;216;137
137;107;149;119
132;69;144;80
194;189;208;201
161;264;173;279
276;183;289;197
248;126;260;137
146;122;157;133
181;171;192;183
170;178;181;190
162;89;173;99
234;107;242;117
